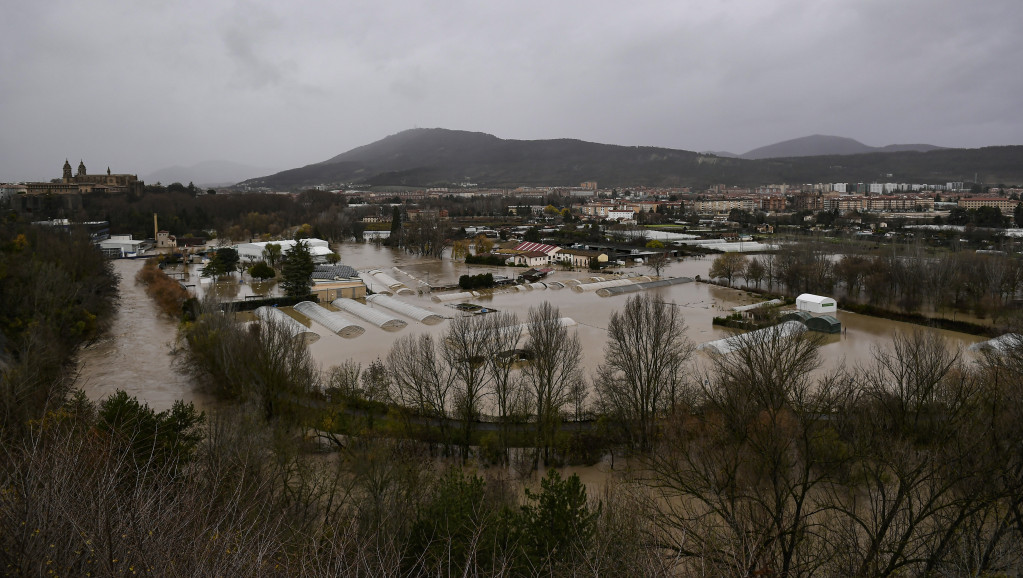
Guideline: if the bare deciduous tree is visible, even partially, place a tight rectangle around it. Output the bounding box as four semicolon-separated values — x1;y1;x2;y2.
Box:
827;332;991;577
708;252;747;287
646;252;670;278
386;334;454;450
442;314;494;460
648;323;844;577
596;294;694;451
521;302;583;466
484;311;525;462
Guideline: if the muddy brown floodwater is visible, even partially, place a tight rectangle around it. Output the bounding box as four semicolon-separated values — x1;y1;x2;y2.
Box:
79;243;986;412
77;259;212;411
305;243;986;379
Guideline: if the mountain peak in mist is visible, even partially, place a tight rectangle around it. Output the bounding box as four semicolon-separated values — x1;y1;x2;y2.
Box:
741;134;944;159
145;160;273;186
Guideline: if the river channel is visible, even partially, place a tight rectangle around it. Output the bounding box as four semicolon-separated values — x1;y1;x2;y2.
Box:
78;242;986;410
76;259;212;411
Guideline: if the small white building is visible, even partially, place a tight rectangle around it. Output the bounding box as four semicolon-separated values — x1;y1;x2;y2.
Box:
236;238;334;264
796;293;837;314
607;209;635;222
507;251;552;267
156;230;177;249
98;234;147;258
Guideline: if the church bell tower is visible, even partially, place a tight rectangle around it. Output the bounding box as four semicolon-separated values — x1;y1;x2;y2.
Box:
63;159;72;183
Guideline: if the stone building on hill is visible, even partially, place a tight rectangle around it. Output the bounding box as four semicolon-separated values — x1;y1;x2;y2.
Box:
12;160;145;216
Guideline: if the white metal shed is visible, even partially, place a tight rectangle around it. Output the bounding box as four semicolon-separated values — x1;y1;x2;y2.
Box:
796;294;837;314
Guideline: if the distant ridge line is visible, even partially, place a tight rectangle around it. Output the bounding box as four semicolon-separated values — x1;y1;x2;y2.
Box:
235;128;1019;190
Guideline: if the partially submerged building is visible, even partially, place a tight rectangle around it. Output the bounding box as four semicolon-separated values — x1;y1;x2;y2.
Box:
796;294;837;314
310;264;366;302
255;306;320;344
699;321;807;355
787;297;842;333
294;301;365;338
805;315;842;334
236;238;335;264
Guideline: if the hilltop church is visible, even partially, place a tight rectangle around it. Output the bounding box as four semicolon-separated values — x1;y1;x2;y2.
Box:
12;159;145;216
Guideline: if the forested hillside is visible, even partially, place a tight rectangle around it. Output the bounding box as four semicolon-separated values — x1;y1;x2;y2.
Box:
239;128;1023;189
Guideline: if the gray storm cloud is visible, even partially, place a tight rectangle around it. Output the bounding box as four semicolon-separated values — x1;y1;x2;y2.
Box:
2;0;1021;182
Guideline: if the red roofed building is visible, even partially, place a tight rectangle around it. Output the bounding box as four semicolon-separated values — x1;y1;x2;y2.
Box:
512;241;562;257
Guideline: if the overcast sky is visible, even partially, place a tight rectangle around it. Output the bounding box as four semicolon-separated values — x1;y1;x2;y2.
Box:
2;0;1021;182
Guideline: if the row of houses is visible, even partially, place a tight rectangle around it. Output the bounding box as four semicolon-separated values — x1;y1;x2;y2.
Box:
819;195;937;212
578;201;680;219
574;189;1023;219
576;192;939;218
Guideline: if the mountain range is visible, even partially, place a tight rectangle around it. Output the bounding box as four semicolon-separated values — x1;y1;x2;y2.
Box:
145;160;276;187
722;134;946;160
236;129;1023;190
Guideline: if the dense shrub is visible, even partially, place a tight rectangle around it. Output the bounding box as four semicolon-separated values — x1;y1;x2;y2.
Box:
465;254;506;266
136;259;189;317
247;261;276;280
0;219;118;441
458;272;494;290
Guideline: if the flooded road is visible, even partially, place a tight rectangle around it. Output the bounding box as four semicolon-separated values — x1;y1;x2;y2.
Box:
81;243;986;410
76;259;210;411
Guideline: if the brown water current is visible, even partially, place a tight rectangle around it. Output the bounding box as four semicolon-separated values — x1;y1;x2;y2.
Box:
76;259;211;411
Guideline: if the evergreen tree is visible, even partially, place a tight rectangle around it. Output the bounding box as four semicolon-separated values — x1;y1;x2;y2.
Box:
516;470;598;569
389;206;402;238
202;247;239;278
97;391;205;474
281;240;314;297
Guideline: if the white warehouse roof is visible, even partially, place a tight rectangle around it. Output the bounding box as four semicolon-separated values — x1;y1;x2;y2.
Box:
236;238;333;262
796;294;834;305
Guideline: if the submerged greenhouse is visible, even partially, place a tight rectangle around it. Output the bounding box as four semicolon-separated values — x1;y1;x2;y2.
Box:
294;301;365;338
366;294;447;325
255;306;321;344
331;298;408;330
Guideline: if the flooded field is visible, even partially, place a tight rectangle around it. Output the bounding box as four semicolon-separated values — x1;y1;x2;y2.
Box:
79;243;987;410
304;243;986;378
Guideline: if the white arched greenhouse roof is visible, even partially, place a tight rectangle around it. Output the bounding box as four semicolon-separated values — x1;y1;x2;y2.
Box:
366;294;447;325
432;291;480;303
371;270;414;295
358;272;393;296
255;306;320;344
331;298;407;330
294;301;365;338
